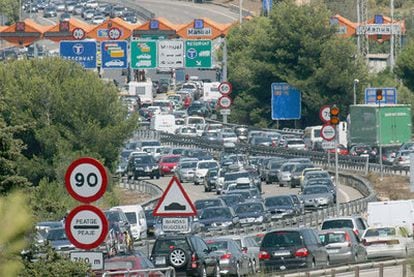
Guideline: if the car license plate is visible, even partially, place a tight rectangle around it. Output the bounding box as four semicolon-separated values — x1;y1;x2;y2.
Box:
327;249;340;253
155;256;166;265
145;169;152;172
273;251;290;256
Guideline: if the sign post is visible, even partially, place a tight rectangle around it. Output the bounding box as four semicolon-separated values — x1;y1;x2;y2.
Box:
153;176;197;234
218;82;233;124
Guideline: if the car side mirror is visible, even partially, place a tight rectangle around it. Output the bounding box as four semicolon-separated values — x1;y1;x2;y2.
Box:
209;246;217;252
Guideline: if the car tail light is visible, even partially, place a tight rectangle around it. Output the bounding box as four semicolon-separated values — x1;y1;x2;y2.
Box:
353;229;359;237
191;253;198;268
220;253;232;260
345;232;351;247
295;248;309;257
258;251;270;260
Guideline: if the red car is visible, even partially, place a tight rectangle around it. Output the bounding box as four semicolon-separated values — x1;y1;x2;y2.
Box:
158;155;181;176
327;144;349;155
95;254;163;277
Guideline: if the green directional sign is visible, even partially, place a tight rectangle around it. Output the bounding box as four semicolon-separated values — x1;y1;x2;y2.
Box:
130;40;157;69
185;40;212;68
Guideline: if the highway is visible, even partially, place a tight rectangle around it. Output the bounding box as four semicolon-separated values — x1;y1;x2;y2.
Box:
142;176;363;204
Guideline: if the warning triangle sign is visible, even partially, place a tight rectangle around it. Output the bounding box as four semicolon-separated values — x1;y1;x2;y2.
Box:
153;176;197;217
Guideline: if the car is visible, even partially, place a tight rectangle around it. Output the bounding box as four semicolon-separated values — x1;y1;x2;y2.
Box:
263;158;287;184
276;162;301;187
198;206;240;231
45;227;75;253
99;253;161;276
303;178;336;203
264;195;298;219
59;12;71;22
234;202;271;225
203;168;219;192
150;235;220;276
158;154;180;176
176;126;198;137
218;171;251;194
301;185;335;210
218;194;245;209
318;228;367;264
126;154;160;180
43;6;57;17
193;160;219;185
105;59;124;67
321;216;368;238
112;204;147;240
349;144;377;162
301;170;332;191
175;159;198;183
290;163;316;188
361;226;414;259
392;150;414;168
250;136;273;147
259;228;329;271
218;234;261;273
283;138;306;150
144;209;158;237
206;238;251;276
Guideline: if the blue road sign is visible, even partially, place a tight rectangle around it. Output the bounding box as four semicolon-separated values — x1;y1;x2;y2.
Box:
101;40;128;69
364;87;397;104
186;48;197;59
60;41;97;69
271;83;301;120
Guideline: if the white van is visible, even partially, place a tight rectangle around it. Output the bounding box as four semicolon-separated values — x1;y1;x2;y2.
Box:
128;79;154;106
203;82;221;101
111;205;147;240
150;114;177;134
303;125;322;150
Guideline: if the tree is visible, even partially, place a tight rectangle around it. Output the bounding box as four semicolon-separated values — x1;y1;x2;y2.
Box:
227;0;368;127
396;41;414;92
0;191;33;276
0;58;138;186
0;0;19;24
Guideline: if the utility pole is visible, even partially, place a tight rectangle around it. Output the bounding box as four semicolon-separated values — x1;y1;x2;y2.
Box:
239;0;243;25
390;0;395;71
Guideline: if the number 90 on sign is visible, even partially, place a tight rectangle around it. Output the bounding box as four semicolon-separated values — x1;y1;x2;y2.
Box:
65;157;108;203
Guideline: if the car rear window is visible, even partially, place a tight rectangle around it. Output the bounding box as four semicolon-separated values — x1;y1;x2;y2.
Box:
364;227;396;237
261;231;303;248
153;239;190;253
124;212;137;224
322;219;354;230
319;233;346;245
206;240;228;250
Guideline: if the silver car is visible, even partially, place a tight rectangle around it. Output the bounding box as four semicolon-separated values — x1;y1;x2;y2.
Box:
175;159;198;183
301;185;334;210
318;228;367;264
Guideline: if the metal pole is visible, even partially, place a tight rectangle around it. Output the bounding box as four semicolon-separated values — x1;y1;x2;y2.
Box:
390;0;395;71
239;0;243;25
335;125;340;215
222;37;227;82
353;79;359;105
19;0;22;21
379;101;383;180
356;0;361;55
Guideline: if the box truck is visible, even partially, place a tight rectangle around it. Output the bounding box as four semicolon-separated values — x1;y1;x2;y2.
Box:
203;82;221;101
128;79;154;106
348;104;412;147
367;200;414;235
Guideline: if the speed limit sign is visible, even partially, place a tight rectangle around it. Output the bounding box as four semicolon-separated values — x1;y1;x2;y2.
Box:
108;27;122;40
65;157;108;203
72;27;85;40
218;82;232;95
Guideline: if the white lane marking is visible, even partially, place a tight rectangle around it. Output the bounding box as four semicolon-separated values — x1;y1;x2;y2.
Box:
338;186;351;202
138;0;238;21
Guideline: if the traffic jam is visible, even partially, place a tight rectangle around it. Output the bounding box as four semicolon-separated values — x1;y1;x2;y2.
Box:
26;73;413;276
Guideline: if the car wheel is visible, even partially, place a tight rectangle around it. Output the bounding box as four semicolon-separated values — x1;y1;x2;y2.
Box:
325;257;330;267
214;263;221;277
204;186;208;192
310;259;316;269
156;174;160;179
251;259;257;273
151;174;155;179
169;248;187;269
199;264;207;277
235;262;241;277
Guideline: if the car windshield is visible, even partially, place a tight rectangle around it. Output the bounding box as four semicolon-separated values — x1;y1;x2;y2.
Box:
261;231;303;247
154;239;190;253
220;195;242;206
307;179;332;186
195;199;222;210
235;203;263;214
124;212;137;224
227;190;251;199
198;162;217;169
46;228;67;241
162;156;180;163
287;139;304;145
281;164;296;172
200;208;231;219
319;233;346;245
181;162;197;169
304;186;328;194
133;156;153;164
254;137;272;143
364;227;396;237
306;172;330;179
225;172;249;181
141;141;160;147
270;161;285;169
265;196;292;206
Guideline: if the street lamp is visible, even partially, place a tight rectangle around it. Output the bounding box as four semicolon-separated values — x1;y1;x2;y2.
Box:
353;79;359;105
239;0;243;25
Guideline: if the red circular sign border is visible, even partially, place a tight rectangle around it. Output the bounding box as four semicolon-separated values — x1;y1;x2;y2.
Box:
65;157;108;203
319;105;331;123
65;205;108;250
108;27;122;40
218;95;232;109
218;82;232;95
72;27;85;40
320;124;336;141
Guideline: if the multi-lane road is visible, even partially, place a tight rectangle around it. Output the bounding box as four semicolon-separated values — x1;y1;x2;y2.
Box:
146;176;363;204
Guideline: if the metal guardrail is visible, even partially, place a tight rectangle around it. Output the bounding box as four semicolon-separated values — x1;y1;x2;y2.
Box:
119;179;163;209
102;266;175;277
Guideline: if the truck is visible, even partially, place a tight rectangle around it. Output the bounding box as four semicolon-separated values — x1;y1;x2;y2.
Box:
367;200;414;235
202;82;221;101
128;79;154;106
150;114;177;134
348;104;412;147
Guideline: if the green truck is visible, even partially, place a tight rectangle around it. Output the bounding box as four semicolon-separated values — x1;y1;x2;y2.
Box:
349;104;412;147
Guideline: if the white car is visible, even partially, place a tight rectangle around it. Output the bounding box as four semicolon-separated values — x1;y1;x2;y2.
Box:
105;59;124;67
92;15;105;25
194;160;219;185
